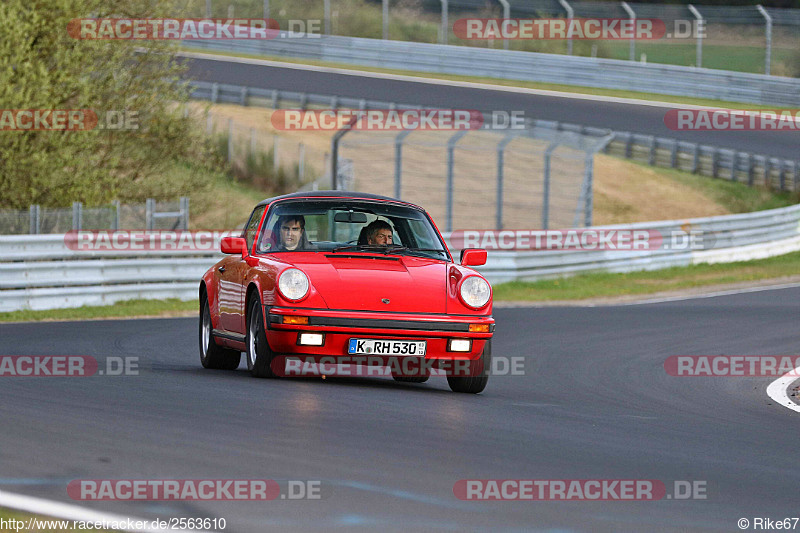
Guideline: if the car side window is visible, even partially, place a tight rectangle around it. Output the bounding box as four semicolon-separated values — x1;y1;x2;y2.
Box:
243;205;266;254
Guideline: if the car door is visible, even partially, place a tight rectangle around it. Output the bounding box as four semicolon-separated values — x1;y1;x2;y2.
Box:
219;205;265;335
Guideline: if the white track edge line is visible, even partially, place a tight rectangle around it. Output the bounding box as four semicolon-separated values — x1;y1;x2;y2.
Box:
767;368;800;414
0;490;212;532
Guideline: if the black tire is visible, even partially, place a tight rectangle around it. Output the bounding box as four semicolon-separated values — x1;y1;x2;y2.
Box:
392;373;430;384
199;296;241;370
447;339;491;394
391;359;430;383
246;295;277;378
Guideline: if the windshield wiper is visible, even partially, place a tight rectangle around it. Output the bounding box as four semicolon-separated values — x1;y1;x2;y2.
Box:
330;244;447;258
379;245;448;258
330;244;385;253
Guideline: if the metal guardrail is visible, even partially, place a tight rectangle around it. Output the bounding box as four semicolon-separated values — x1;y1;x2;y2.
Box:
183;34;800;106
188;81;800;192
1;204;799;312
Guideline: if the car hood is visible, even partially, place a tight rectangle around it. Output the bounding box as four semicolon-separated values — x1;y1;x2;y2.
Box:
289;253;447;313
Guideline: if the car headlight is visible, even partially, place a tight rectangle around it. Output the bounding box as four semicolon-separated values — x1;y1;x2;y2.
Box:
278;268;310;301
459;276;491;309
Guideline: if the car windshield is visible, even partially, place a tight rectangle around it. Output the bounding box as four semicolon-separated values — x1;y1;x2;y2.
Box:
256;199;451;261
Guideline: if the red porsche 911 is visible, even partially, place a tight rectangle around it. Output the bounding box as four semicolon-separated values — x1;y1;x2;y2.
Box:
199;191;494;393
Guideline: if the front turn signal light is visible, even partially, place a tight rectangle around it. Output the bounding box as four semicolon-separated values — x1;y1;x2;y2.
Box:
469;324;490;333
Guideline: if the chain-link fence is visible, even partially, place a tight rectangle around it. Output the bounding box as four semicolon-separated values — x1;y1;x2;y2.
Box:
186;0;800;75
202;110;328;191
335;126;612;232
0;199;189;235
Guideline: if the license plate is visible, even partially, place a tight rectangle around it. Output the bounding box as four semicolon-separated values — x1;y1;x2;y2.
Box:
348;339;427;356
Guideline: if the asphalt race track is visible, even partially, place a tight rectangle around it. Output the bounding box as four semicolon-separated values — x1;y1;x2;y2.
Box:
183;56;800;161
1;287;798;532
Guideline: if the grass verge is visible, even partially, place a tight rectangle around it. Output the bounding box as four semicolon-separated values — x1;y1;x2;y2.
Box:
0;299;196;323
492;250;800;302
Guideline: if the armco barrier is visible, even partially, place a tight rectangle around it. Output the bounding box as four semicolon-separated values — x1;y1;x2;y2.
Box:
1;204;799;312
182;35;800;106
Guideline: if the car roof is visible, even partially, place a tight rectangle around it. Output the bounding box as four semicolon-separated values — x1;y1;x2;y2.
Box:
256;191;421;209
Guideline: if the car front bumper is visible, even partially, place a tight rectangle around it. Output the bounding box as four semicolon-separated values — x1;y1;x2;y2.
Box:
264;306;494;360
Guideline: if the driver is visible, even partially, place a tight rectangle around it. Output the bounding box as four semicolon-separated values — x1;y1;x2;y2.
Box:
275;214;311;251
365;220;394;246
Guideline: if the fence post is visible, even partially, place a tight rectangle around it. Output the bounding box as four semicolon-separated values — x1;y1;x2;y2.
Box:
446;130;469;232
779;161;786;191
621;2;636;61
273;136;280;172
747;154;755;186
764;157;771;187
324;0;331;35
205;0;211;17
206;111;213;133
498;0;510;50
648;136;656;166
264;0;269;19
440;0;448;44
180;197;190;230
711;149;718;178
240;86;247;106
730;153;738;181
330;117;357;189
71;202;82;231
29;205;40;235
382;0;389;40
558;0;574;55
227;118;233;163
271;89;279;109
688;5;703;68
583;153;595;227
394;130;413;199
211;82;219;104
227;5;234;17
691;144;699;173
757;5;772;75
250;128;257;155
543;143;558;230
298;143;306;180
794;161;799;192
669;140;678;168
112;200;120;230
146;198;155;231
496;133;516;230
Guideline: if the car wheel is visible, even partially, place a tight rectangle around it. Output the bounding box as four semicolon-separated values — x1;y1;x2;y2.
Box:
446;339;491;394
199;296;241;370
246;295;277;378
